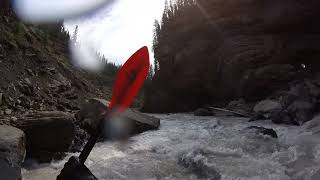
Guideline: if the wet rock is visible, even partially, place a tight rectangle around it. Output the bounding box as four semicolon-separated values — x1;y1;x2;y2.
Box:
287;100;315;125
251;100;282;121
14;111;75;162
75;98;160;138
0;125;26;180
194;108;214;116
246;126;278;138
253;100;281;114
118;109;160;135
270;109;299;125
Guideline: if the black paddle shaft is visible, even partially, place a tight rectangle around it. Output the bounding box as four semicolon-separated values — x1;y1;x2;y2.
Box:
79;112;110;164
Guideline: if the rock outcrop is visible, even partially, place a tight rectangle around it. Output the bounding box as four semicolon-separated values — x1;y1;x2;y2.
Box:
0;125;26;180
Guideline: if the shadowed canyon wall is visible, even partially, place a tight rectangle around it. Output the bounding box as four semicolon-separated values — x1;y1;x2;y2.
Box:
143;0;320;112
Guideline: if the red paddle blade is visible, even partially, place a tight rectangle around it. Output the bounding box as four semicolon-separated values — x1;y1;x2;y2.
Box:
109;46;150;112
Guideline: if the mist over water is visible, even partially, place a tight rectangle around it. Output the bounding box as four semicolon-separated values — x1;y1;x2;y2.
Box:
23;114;320;180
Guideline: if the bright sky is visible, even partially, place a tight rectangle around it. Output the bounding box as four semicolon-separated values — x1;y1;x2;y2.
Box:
64;0;165;65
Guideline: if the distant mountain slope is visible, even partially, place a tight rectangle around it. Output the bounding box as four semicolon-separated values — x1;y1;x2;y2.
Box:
143;0;320;112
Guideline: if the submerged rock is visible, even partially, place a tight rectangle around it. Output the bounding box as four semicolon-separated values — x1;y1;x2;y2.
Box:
0;125;26;180
246;126;278;138
178;149;221;179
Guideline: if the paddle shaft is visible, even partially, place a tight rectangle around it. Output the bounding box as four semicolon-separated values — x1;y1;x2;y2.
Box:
79;114;109;164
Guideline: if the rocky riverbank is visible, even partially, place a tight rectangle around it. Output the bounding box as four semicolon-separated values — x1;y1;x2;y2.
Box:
0;99;160;179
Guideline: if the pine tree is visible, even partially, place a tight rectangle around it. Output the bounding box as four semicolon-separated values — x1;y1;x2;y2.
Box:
72;25;79;43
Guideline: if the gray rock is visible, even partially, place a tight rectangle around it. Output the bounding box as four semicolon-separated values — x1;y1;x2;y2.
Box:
246;126;278;138
194;108;214;116
118;109;160;134
271;109;299;126
0;125;26;180
288;100;315;125
75;98;110;135
14;111;75;162
253;100;281;113
76;98;160;139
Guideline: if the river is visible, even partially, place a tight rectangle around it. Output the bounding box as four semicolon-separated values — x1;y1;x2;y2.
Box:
22;113;320;180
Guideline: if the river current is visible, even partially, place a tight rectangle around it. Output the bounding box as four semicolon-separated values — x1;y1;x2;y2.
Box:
22;113;320;180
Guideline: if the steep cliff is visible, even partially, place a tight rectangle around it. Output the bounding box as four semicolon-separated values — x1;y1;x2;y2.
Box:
143;0;320;112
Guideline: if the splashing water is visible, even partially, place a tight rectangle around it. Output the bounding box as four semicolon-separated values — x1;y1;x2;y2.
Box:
22;113;320;180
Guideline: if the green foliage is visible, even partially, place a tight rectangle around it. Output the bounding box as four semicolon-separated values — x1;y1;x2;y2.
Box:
99;54;121;81
38;22;70;44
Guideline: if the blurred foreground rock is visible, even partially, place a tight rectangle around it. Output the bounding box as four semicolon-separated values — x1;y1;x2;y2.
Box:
0;125;26;180
14;111;75;162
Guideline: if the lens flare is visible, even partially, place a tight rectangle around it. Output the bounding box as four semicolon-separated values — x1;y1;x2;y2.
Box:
13;0;115;23
69;41;104;72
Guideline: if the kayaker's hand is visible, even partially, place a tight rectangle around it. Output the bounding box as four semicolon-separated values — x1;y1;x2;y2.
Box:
56;156;98;180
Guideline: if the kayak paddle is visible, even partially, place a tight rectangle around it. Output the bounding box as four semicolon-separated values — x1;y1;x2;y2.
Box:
79;46;150;163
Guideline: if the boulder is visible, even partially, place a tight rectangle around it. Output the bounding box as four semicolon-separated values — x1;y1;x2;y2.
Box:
75;98;110;135
0;125;26;180
271;99;316;126
288;100;315;125
14;111;75;162
119;109;160;134
76;98;160;139
194;108;214;116
246;126;278;138
271;109;298;126
253;100;282;113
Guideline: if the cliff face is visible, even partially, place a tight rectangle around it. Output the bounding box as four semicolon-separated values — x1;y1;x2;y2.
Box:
143;0;320;112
